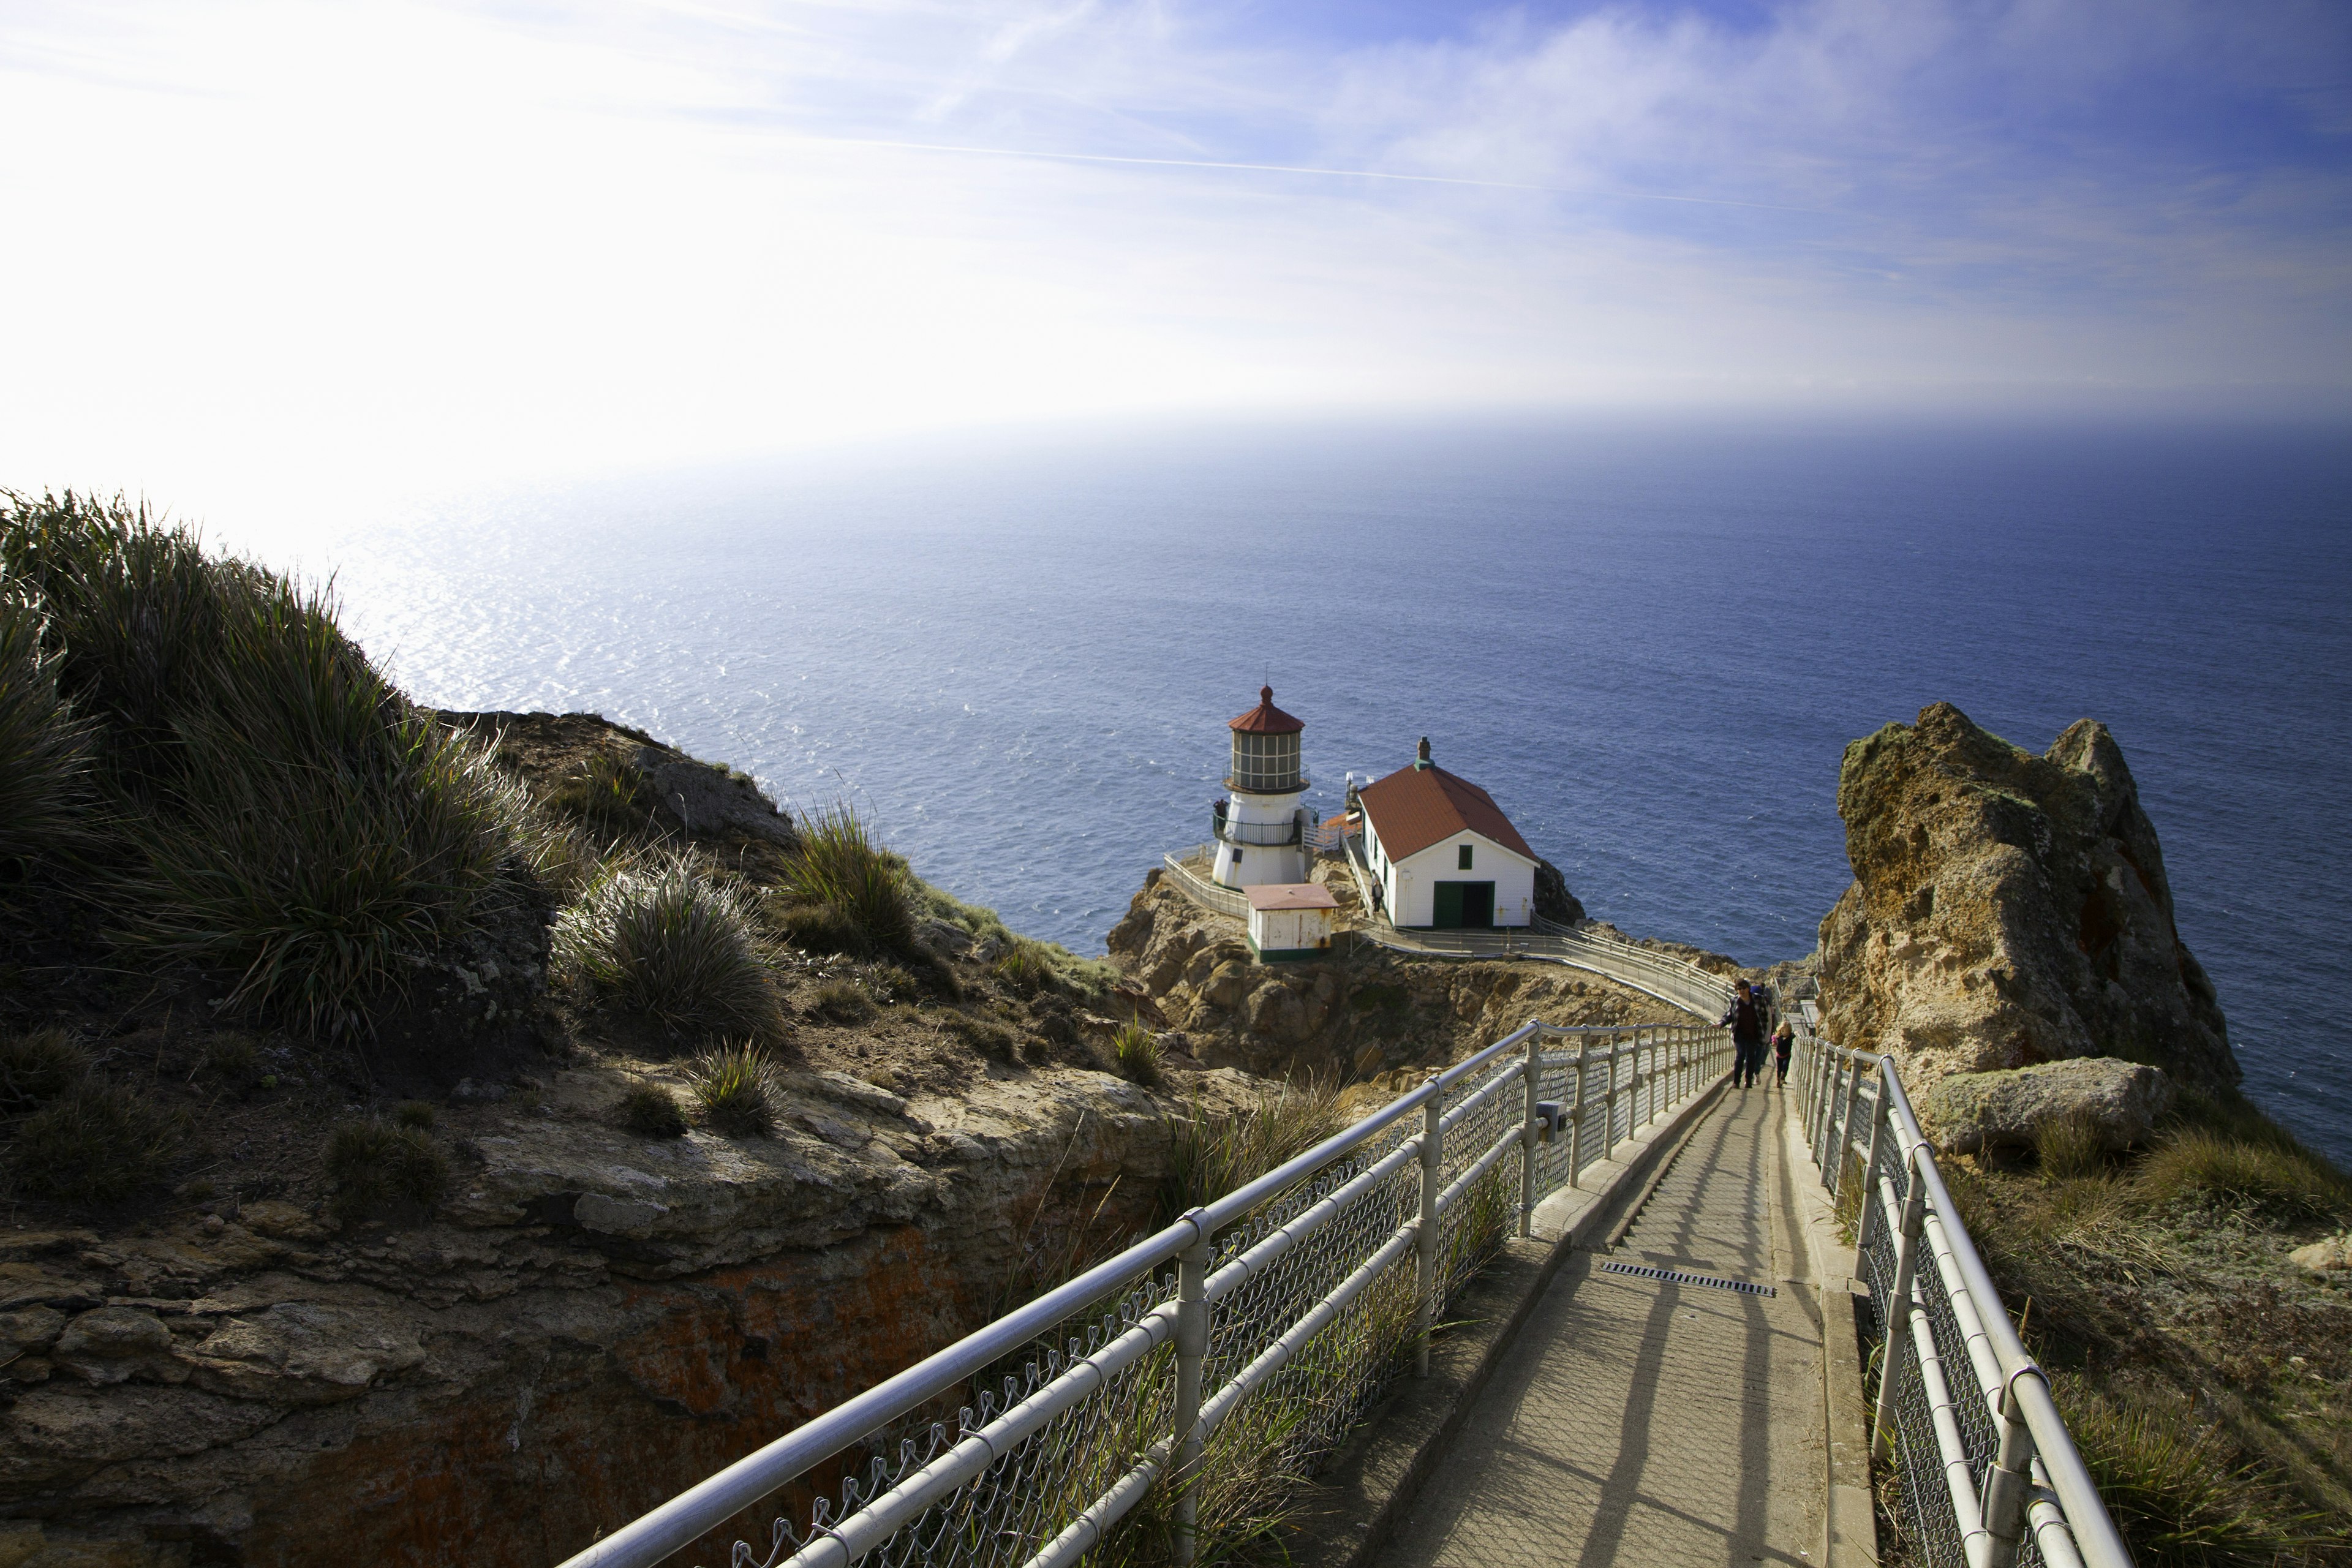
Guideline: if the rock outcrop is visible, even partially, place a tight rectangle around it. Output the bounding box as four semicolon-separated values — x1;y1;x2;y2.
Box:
1107;875;1682;1082
0;1065;1228;1567
1921;1057;2176;1155
1818;703;2236;1093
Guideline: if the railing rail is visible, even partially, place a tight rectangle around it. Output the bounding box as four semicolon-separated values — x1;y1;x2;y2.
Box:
1159;846;1248;920
561;1020;1735;1568
1790;1026;2131;1568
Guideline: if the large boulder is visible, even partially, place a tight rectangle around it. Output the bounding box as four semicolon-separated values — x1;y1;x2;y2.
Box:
1922;1058;2175;1155
1819;703;2236;1093
1533;858;1586;924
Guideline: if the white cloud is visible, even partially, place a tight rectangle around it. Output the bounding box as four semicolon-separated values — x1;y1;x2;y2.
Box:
1;0;2343;518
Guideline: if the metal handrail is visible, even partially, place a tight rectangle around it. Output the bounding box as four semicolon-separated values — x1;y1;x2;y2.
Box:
562;1019;1735;1568
1160;847;1248;919
1790;1028;2131;1568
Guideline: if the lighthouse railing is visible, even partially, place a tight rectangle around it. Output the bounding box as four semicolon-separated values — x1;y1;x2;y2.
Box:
1161;846;1250;920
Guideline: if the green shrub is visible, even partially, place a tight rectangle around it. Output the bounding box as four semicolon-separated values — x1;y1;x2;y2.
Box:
810;979;875;1023
617;1082;689;1138
2057;1376;2351;1566
2134;1128;2351;1219
775;805;914;959
9;1079;183;1202
394;1100;436;1129
554;857;785;1043
1110;1022;1164;1088
324;1119;450;1221
0;1027;89;1111
688;1041;775;1136
2035;1109;2109;1182
1;491;534;1035
0;589;97;869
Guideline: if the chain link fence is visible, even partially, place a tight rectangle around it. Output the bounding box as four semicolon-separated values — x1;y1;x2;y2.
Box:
561;1022;1732;1568
1789;1024;2132;1568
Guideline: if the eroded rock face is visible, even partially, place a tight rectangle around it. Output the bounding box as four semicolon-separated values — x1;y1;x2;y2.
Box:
1107;878;1681;1081
1921;1057;2176;1155
1818;703;2236;1092
0;1068;1215;1568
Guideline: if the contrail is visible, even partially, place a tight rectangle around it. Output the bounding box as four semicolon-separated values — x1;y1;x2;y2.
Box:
784;134;1819;214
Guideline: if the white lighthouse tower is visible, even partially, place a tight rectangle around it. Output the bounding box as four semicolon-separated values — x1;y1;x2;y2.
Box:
1212;685;1310;889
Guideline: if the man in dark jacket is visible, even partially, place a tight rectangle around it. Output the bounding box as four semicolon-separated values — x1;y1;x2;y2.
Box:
1722;981;1765;1088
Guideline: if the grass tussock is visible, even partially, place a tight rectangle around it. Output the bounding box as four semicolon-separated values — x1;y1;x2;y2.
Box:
0;1027;91;1111
2056;1376;2351;1567
324;1118;450;1223
394;1100;436;1129
8;1077;184;1202
774;804;916;960
2035;1107;2110;1183
944;1012;1021;1061
993;940;1058;997
810;979;876;1023
0;589;98;869
688;1041;775;1136
1160;1078;1345;1224
617;1082;690;1138
1;490;537;1033
554;856;786;1044
546;750;653;836
1109;1021;1163;1088
2134;1126;2352;1221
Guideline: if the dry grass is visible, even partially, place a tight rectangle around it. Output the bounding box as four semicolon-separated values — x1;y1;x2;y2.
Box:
7;1077;183;1202
2134;1128;2352;1221
811;979;876;1023
2035;1107;2110;1182
1159;1078;1346;1224
617;1082;690;1138
0;1027;89;1111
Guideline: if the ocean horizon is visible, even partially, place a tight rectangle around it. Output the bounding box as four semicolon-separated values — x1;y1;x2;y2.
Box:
218;412;2352;1163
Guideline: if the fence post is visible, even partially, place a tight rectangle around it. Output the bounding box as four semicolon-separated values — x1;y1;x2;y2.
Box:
1981;1376;2041;1568
1602;1041;1619;1161
1170;1213;1212;1566
1415;1080;1443;1378
1518;1034;1541;1238
1872;1147;1927;1464
1834;1059;1865;1198
1855;1064;1890;1253
1566;1039;1590;1188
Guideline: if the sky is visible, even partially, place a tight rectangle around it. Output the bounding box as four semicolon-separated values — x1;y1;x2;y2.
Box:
2;0;2348;510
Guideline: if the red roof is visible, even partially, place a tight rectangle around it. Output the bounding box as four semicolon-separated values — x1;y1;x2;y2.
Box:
1357;762;1535;864
1229;685;1304;735
1246;883;1340;912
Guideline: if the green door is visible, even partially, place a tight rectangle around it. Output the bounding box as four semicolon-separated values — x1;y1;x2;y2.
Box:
1462;881;1495;929
1432;882;1464;928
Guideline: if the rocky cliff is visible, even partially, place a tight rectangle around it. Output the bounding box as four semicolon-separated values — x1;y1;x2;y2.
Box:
1106;875;1687;1088
1817;703;2236;1091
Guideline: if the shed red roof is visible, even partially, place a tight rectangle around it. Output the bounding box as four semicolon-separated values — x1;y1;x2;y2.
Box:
1357;762;1535;864
1246;883;1340;912
1229;685;1304;735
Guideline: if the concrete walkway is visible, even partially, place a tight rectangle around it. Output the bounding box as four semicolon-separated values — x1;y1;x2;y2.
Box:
1374;1085;1827;1568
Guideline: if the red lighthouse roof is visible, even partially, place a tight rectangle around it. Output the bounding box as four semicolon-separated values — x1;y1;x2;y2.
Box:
1229;685;1304;735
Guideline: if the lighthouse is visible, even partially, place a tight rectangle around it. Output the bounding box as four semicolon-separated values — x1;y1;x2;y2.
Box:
1211;685;1310;889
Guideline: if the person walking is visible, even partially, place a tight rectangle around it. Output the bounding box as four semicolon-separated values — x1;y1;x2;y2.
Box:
1771;1020;1794;1088
1722;980;1765;1089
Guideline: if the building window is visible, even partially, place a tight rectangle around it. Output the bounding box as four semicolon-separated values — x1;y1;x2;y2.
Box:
1233;850;1243;865
1458;844;1474;870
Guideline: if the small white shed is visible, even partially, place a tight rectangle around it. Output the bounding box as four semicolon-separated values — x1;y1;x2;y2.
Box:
1246;883;1340;962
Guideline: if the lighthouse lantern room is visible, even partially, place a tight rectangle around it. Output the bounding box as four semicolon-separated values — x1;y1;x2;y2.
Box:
1212;686;1310;889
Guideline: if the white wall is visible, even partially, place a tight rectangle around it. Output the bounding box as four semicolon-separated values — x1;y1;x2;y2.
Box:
1249;905;1333;954
1214;787;1306;888
1380;831;1535;928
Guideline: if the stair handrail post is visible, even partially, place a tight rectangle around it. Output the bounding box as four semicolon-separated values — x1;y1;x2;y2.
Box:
1518;1032;1541;1238
1981;1371;2043;1568
1566;1039;1591;1188
1414;1079;1444;1378
1834;1056;1866;1199
1872;1143;1929;1464
1602;1038;1620;1161
1855;1062;1891;1252
1170;1212;1213;1567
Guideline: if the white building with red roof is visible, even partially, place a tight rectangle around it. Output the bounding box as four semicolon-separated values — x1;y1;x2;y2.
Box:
1355;737;1537;929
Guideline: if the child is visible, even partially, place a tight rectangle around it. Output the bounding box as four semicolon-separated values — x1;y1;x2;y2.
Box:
1771;1020;1795;1087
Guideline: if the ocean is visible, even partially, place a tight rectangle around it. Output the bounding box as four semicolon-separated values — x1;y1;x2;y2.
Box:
221;415;2352;1163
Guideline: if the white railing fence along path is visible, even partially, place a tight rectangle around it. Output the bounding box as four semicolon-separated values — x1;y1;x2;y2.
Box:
1790;1025;2133;1568
1159;846;1247;921
559;1021;1734;1568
